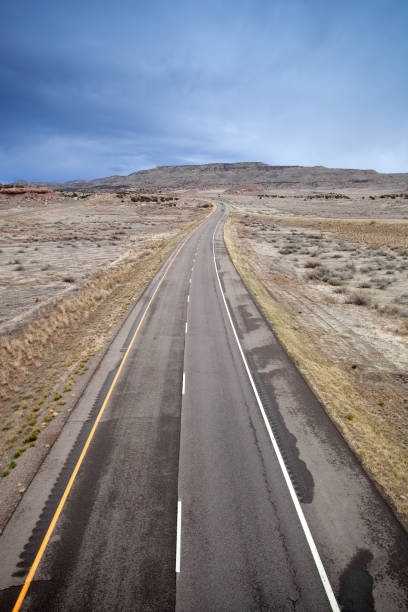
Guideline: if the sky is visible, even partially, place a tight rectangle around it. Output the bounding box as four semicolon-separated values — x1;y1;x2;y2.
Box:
1;0;407;182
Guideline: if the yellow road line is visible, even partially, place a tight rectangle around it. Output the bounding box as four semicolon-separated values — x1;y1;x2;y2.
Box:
11;209;214;612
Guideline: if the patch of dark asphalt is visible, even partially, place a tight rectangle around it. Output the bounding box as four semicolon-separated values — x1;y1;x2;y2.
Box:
237;303;262;333
0;584;22;610
250;344;283;373
245;352;314;504
338;549;375;612
387;529;408;598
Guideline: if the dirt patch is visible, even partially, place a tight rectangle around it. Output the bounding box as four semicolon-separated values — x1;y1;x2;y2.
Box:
225;206;408;530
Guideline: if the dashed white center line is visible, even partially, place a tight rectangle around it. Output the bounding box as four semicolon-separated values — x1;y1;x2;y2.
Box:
185;321;188;334
176;500;182;573
187;294;190;303
182;372;186;395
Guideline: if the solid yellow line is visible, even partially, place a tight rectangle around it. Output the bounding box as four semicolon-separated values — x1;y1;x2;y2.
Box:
11;209;214;612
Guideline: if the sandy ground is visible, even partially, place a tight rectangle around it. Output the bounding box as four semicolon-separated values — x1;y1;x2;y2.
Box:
224;191;408;528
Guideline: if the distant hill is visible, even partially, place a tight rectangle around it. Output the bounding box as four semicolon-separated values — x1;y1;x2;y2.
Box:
29;162;408;191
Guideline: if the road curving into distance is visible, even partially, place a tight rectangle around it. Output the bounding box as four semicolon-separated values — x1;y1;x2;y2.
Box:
0;203;407;611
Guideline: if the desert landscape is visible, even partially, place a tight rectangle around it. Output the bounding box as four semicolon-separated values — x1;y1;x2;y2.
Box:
222;188;408;527
1;165;407;531
0;186;210;525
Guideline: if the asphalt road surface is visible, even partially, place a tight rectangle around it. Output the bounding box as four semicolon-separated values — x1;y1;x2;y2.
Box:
0;204;407;611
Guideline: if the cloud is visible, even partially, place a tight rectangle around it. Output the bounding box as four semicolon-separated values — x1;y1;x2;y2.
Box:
0;0;407;181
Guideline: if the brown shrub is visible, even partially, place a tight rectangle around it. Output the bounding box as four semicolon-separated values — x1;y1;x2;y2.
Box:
345;291;371;306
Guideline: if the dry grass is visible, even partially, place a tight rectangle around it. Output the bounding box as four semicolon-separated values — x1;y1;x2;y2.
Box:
0;206;212;477
225;213;408;530
267;215;408;249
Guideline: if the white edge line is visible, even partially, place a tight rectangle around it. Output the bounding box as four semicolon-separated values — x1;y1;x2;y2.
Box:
176;500;182;573
182;372;186;395
211;213;340;612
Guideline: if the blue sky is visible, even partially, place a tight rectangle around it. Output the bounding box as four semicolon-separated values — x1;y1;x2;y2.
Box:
1;0;407;182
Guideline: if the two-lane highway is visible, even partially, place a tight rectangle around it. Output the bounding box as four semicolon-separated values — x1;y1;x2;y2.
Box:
0;203;407;611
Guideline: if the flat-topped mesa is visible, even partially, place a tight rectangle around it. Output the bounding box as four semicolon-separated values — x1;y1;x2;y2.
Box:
20;162;408;191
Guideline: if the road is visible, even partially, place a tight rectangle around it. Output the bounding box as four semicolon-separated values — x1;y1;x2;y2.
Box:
0;204;407;611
